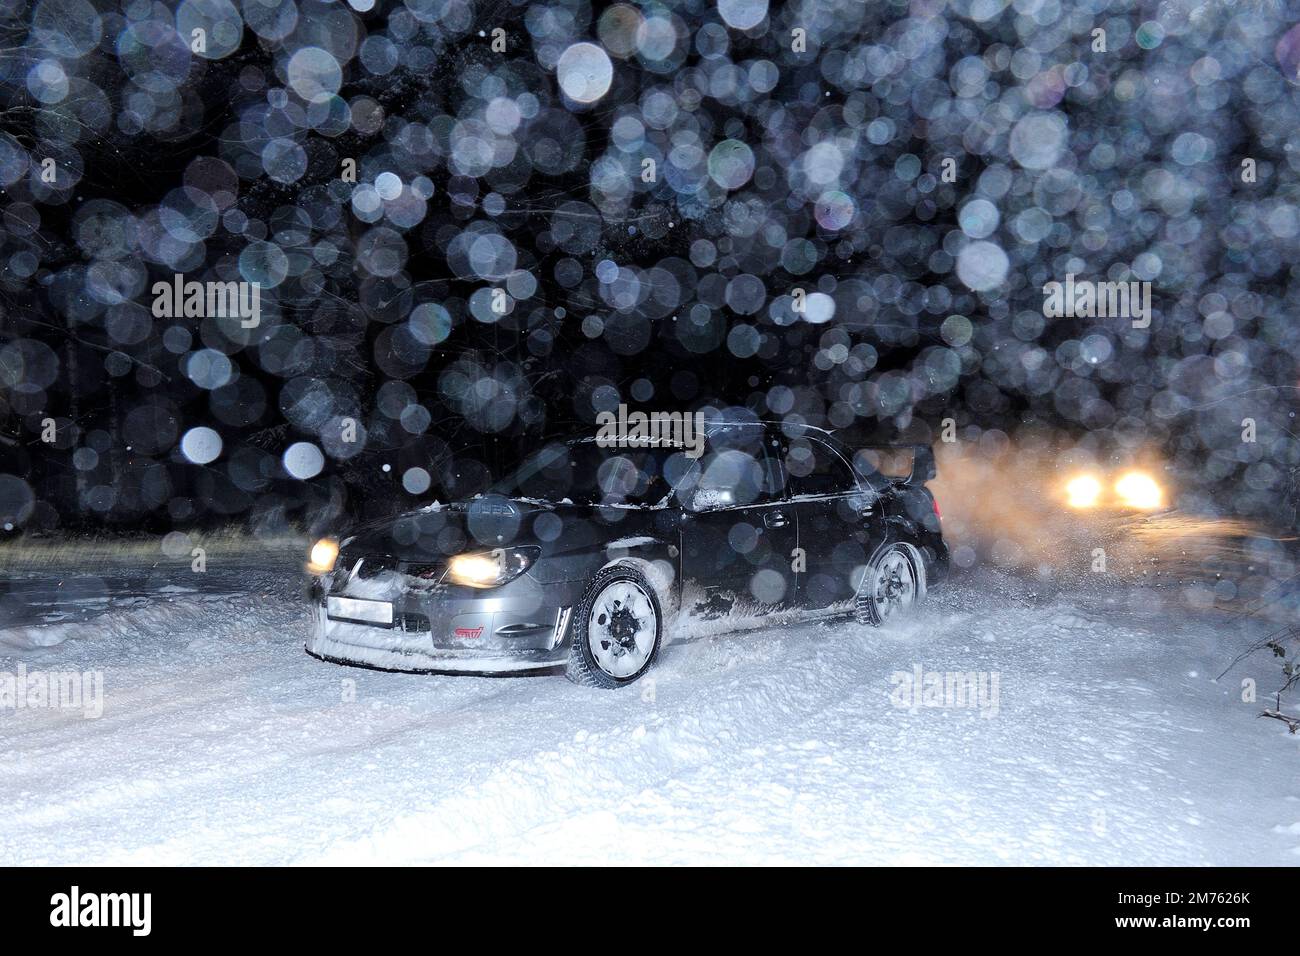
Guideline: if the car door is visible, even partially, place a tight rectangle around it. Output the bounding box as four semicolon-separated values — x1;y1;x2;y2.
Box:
784;434;871;612
677;425;799;625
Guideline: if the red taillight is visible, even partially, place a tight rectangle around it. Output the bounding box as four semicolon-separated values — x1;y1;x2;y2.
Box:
932;497;941;520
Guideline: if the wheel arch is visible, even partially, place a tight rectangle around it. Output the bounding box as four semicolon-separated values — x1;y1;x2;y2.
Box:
858;538;928;605
566;560;667;688
598;552;680;624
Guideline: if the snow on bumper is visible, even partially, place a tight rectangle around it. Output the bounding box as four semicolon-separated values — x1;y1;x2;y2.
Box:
305;575;578;674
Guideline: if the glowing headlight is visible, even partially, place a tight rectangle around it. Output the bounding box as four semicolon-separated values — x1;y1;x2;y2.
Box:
307;538;339;575
1066;474;1103;509
447;547;540;589
1115;472;1162;510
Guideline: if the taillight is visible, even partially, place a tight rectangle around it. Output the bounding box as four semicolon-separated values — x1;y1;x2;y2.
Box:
932;496;941;520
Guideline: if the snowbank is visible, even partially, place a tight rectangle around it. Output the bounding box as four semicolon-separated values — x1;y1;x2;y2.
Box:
0;556;1296;865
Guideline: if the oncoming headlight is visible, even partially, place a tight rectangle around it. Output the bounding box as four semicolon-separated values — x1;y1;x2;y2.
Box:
1115;472;1162;510
307;538;339;575
447;547;540;589
1065;474;1102;509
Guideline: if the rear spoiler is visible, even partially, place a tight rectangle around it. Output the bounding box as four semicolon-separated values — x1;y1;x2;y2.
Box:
854;444;937;485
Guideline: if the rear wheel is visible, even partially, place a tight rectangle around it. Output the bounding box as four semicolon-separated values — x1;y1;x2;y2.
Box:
855;544;923;626
566;565;662;689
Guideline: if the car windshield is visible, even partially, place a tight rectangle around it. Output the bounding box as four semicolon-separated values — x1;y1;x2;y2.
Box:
492;440;696;507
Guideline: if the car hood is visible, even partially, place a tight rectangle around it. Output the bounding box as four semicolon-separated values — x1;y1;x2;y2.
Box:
339;495;672;562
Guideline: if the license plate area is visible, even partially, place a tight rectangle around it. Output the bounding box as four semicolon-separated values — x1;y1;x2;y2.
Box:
326;596;394;627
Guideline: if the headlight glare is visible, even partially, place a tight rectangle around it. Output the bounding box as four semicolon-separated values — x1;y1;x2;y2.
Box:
447;547;539;588
1115;472;1162;510
307;538;339;575
1065;474;1102;509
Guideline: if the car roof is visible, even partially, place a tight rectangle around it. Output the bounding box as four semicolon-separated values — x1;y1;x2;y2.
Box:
558;419;839;445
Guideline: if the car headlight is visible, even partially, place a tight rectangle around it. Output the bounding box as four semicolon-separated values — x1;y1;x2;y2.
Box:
447;547;540;588
1115;472;1162;510
307;538;339;575
1065;474;1102;509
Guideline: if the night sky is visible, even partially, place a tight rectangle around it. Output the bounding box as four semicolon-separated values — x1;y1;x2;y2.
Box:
1;0;1298;533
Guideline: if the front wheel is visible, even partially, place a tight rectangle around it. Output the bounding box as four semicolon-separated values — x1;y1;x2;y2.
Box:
855;544;924;626
566;565;663;689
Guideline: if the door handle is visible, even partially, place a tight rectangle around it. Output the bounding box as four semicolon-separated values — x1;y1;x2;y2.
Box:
764;510;788;529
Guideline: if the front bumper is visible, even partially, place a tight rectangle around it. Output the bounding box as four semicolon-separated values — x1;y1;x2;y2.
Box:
305;572;582;675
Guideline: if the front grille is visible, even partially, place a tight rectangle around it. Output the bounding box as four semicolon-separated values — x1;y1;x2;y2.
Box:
350;555;399;578
396;612;431;633
337;553;447;582
403;562;445;581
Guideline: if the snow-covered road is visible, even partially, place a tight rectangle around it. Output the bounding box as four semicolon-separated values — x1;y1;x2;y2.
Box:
1;526;1298;865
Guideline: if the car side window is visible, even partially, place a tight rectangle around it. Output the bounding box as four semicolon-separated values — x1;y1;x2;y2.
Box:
761;436;789;500
675;425;779;509
786;438;857;497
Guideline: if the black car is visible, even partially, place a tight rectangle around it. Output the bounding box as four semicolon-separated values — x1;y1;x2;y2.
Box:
305;420;948;688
